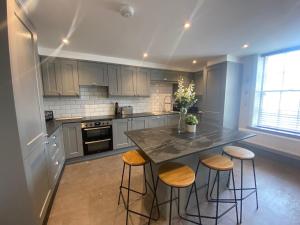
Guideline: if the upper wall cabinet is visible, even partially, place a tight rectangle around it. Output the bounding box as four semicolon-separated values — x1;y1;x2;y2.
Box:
78;61;108;86
108;64;121;96
41;57;80;96
136;68;151;96
120;66;136;96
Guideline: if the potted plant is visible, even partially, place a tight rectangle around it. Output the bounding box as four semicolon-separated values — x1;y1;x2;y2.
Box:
174;78;197;133
185;114;199;133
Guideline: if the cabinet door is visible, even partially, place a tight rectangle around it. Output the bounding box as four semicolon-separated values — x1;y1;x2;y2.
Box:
40;57;60;96
24;143;51;224
63;123;83;159
108;64;121;96
131;117;148;130
78;61;108;86
113;119;131;149
121;66;136;96
194;71;204;96
148;116;166;128
136;68;151;96
166;114;179;126
57;59;79;96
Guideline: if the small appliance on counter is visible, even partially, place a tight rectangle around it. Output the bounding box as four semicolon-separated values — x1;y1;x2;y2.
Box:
44;110;54;121
121;106;133;115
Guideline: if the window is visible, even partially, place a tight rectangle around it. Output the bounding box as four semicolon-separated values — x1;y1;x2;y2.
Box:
252;49;300;134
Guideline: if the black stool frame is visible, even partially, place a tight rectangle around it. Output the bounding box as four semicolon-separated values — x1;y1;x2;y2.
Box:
185;161;239;225
219;151;259;224
118;161;160;225
148;176;202;225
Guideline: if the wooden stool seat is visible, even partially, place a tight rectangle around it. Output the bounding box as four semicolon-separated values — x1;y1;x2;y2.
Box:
122;150;149;166
202;155;234;171
224;146;255;160
158;162;195;188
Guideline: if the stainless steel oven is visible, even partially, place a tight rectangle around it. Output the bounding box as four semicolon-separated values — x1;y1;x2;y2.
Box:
81;120;113;155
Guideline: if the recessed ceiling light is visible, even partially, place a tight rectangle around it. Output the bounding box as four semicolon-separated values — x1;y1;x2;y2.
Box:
62;38;69;45
242;43;249;49
184;22;191;29
143;53;148;58
192;60;197;64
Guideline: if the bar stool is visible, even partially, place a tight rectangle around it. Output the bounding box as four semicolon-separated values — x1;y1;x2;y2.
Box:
148;162;202;225
222;146;258;223
186;155;238;225
118;149;159;225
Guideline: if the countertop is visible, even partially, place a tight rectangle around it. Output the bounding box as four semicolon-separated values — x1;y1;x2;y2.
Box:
45;111;179;137
125;122;255;164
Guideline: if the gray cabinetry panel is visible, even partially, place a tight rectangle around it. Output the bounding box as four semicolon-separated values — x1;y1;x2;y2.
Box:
78;61;108;86
194;71;204;96
63;123;83;159
120;66;136;96
166;114;179;126
113;119;131;149
148;116;166;128
41;57;60;96
108;64;121;96
136;68;151;96
58;59;79;96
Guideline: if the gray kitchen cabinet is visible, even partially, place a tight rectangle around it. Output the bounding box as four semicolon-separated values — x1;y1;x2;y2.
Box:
194;71;204;96
166;114;179;126
151;69;177;82
131;117;148;130
40;57;60;96
148;116;166;128
58;59;80;96
120;66;136;96
136;68;151;96
63;123;84;159
46;127;65;188
108;64;121;96
78;61;108;86
113;119;131;149
41;57;80;96
23;144;52;225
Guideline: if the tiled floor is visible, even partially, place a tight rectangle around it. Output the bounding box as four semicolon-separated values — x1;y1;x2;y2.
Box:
47;152;300;225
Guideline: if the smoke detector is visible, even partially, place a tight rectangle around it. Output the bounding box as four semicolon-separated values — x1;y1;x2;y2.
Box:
120;5;134;18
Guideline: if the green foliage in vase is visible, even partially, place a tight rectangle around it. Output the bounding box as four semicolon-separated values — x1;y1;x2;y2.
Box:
174;77;197;110
185;114;199;125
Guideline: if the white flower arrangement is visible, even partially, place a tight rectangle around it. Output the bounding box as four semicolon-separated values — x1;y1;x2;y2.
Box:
174;77;197;112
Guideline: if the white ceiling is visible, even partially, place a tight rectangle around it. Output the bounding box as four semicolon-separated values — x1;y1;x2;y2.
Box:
27;0;300;71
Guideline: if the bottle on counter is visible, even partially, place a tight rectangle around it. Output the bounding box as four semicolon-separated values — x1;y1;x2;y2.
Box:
115;102;119;115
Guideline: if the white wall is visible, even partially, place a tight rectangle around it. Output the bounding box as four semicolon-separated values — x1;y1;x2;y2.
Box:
239;55;300;157
43;83;174;118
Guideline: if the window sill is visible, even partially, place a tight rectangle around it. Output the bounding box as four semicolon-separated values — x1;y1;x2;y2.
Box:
247;126;300;140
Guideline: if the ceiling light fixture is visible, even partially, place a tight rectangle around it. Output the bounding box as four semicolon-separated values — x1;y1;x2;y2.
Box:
242;43;249;49
143;53;148;58
192;60;197;64
184;22;191;29
62;38;69;45
120;5;135;18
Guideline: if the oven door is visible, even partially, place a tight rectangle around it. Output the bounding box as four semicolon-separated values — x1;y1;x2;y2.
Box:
83;138;112;154
82;126;111;140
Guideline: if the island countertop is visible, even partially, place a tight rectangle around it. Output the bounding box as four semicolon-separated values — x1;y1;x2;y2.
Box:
125;123;255;164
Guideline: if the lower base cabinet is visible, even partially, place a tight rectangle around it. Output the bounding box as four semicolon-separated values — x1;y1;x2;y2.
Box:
148;116;166;128
63;123;84;159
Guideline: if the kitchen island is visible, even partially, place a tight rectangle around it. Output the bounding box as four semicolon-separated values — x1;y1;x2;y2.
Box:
125;123;255;219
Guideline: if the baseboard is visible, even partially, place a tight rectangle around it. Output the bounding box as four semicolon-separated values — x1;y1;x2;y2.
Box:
237;141;300;168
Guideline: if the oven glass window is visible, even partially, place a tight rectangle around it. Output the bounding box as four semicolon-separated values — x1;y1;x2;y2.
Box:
85;139;112;154
84;127;111;140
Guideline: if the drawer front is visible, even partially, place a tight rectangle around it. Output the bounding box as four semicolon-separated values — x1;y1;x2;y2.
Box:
49;147;65;187
47;128;62;158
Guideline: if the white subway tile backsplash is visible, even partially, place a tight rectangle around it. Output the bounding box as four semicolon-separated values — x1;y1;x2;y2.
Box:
43;85;173;118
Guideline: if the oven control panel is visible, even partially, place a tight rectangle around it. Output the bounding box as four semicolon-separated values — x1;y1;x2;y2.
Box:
81;120;112;128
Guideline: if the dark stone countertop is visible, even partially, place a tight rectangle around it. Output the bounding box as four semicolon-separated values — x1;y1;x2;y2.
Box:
125;123;256;164
45;111;179;136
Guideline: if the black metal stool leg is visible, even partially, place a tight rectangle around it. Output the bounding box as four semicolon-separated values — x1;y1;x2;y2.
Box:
143;165;148;195
227;157;233;188
148;176;159;225
215;171;220;225
210;171;218;199
169;187;173;225
118;162;126;205
194;182;202;225
185;160;200;211
252;159;259;210
206;168;211;201
240;160;243;224
149;162;160;218
126;165;132;225
231;169;239;224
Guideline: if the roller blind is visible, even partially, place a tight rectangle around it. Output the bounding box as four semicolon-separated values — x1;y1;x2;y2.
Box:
255;49;300;134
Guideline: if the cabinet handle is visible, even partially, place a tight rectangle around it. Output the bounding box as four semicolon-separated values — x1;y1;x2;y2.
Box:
52;143;57;147
55;161;59;165
52;135;56;140
45;141;49;145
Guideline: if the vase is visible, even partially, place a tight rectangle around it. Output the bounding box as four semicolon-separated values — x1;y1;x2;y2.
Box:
186;124;196;133
178;108;187;133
